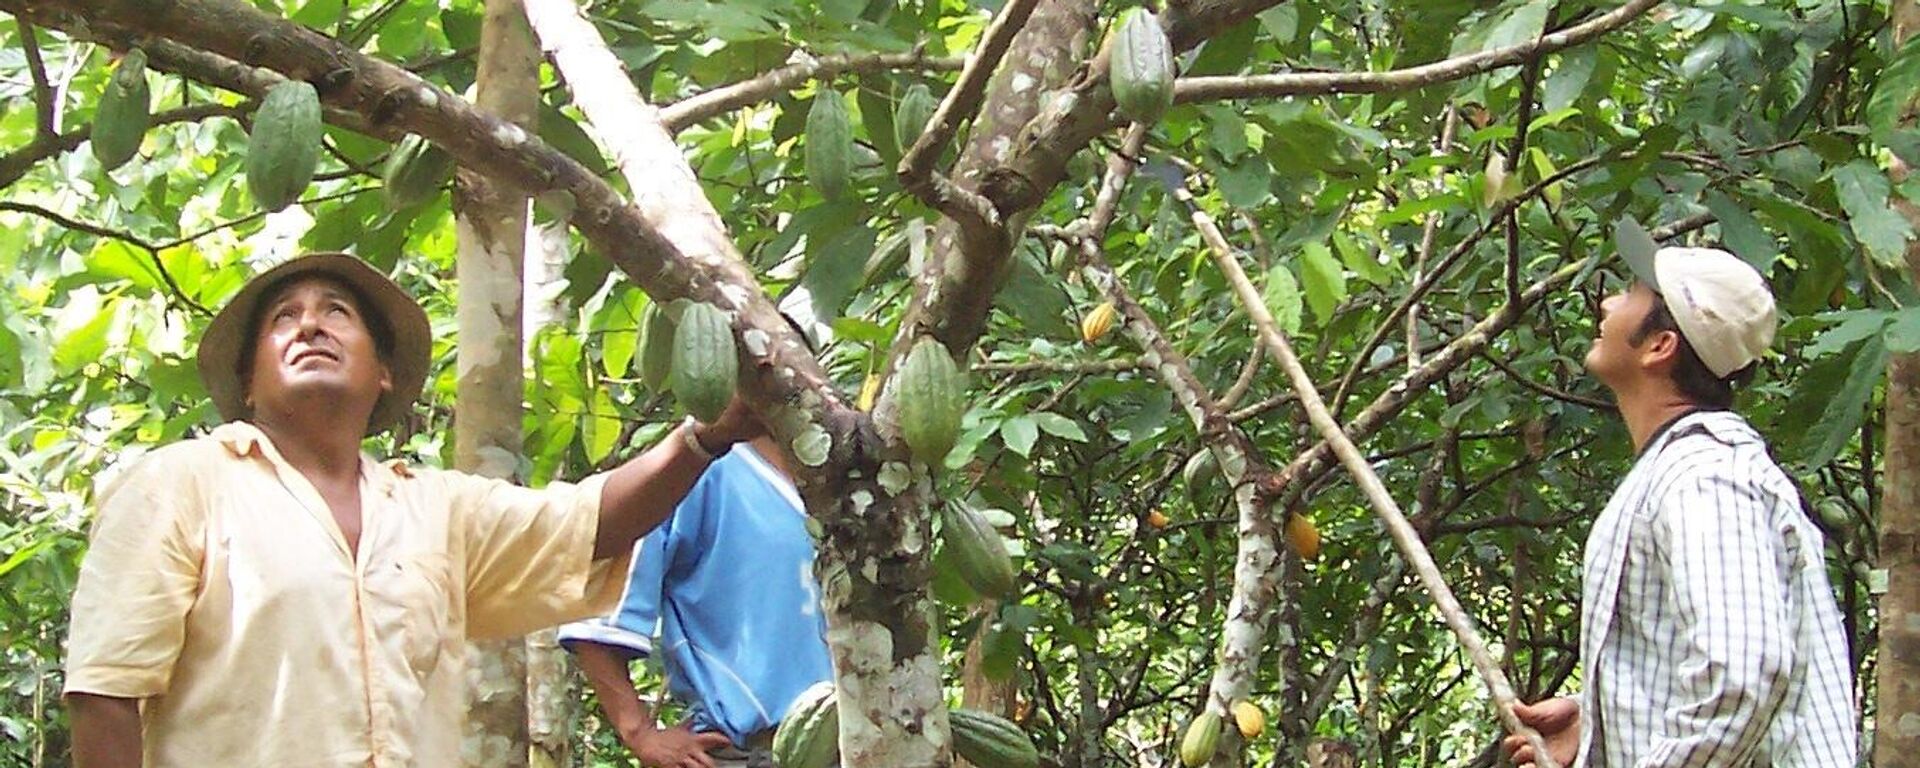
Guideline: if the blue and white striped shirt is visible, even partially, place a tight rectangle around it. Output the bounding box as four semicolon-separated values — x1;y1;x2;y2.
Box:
1578;410;1857;766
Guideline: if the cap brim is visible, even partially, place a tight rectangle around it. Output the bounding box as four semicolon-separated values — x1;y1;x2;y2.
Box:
196;253;430;436
1613;217;1661;292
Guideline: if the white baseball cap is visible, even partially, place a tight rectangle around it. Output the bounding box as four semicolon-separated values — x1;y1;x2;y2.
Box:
1613;218;1777;379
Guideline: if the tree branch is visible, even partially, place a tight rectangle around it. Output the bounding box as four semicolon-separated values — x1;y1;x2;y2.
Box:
976;357;1149;375
896;0;1040;190
1407;106;1459;372
1173;0;1663;101
1;102;242;190
19;18;57;140
0;200;209;316
1479;351;1613;411
658;51;962;133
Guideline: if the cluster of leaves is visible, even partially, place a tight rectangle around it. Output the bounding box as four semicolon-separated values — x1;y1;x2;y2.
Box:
2;0;1914;764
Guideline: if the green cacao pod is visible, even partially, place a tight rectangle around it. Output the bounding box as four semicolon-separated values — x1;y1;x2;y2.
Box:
92;49;151;171
1109;9;1175;124
892;83;936;158
895;339;964;467
1179;711;1223;768
805;89;852;200
950;708;1039;768
381;133;454;210
772;682;839;768
638;301;675;392
669;302;738;423
1183;450;1219;501
941;503;1018;601
246;80;323;212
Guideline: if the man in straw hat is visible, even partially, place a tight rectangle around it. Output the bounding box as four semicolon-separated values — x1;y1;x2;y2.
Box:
1505;221;1856;766
64;253;764;767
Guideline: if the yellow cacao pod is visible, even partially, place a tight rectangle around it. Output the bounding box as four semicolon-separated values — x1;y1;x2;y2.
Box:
1146;510;1171;530
1285;513;1321;561
1231;700;1265;739
1081;301;1118;343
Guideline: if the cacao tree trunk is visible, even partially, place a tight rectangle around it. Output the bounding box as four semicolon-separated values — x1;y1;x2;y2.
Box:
456;0;540;764
1878;2;1919;763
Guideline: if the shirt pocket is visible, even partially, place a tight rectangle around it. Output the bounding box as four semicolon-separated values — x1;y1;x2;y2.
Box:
376;553;454;678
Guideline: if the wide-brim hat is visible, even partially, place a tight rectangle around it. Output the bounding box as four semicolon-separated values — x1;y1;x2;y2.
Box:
1613;217;1776;379
196;253;431;435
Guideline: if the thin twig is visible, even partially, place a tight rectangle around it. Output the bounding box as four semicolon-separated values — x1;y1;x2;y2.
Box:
660;51;963;133
1479;351;1613;411
20;19;57;140
1408;106;1460;372
976;357;1149;375
1174;0;1662;101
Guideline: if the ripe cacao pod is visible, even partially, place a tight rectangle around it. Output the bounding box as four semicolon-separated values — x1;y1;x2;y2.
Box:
1081;301;1118;343
772;682;838;768
1285;513;1321;561
1179;711;1223;767
896;339;965;467
246;80;323;212
92;49;151;171
1231;700;1265;739
638;301;675;392
950;708;1040;768
805;89;852;200
893;83;937;157
669;302;738;423
857;372;882;412
1109;9;1175;124
1146;510;1171;530
941;502;1018;601
382;133;454;210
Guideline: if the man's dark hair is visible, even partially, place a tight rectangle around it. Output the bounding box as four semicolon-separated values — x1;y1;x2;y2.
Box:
236;275;397;385
1629;295;1750;409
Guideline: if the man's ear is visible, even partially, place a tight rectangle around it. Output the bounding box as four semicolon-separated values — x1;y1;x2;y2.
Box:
1639;328;1682;371
379;363;394;394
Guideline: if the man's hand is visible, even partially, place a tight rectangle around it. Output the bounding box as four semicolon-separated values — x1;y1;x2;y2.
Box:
1502;697;1580;768
693;395;766;449
623;722;732;768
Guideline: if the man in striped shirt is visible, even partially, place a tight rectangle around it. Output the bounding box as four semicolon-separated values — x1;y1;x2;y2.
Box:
1506;221;1857;767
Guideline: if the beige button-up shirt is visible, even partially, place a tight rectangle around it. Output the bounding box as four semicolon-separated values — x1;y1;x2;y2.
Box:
64;422;631;767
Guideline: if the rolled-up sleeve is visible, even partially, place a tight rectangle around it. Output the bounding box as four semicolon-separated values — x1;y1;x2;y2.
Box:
446;472;633;639
1639;469;1793;766
64;450;206;698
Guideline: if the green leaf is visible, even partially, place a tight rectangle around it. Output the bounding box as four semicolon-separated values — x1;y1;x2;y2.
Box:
53;291;115;374
1258;5;1298;44
1703;191;1776;273
1218;155;1272;208
1803;334;1887;468
801;224;876;320
1804;310;1892;358
995;251;1072;338
1542;46;1596;113
1888;308;1920;354
1832;161;1914;268
1335;232;1393;286
1262;265;1303;336
1033;412;1087;442
1299;242;1346;323
1866;36;1920;139
585;388;621;466
600;289;645;379
1001;414;1038;457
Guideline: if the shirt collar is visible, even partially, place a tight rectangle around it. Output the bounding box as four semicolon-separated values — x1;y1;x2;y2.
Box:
210;420;405;492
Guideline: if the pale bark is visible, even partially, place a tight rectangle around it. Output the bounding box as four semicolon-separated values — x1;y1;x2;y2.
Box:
455;0;541;764
660;52;962;133
1877;2;1920;762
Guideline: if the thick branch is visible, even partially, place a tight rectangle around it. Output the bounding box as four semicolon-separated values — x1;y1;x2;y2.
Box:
660;51;962;133
897;0;1041;189
1174;0;1662;101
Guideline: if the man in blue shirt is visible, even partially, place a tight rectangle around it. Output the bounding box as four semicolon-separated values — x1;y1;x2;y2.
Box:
560;432;834;768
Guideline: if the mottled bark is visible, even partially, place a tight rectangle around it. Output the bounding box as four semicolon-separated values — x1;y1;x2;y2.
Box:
1878;2;1920;761
455;0;540;763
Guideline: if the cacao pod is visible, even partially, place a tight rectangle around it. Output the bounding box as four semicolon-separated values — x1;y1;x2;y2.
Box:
669;302;738;423
1146;509;1171;530
772;682;838;768
638;301;675;392
1080;301;1118;343
857;371;882;412
1183;451;1219;497
805;89;852;200
1285;513;1321;561
941;502;1018;601
950;708;1040;768
246;80;323;212
896;339;965;467
1109;9;1175;124
1231;700;1265;739
893;83;937;157
92;49;151;171
382;133;454;210
1179;711;1222;767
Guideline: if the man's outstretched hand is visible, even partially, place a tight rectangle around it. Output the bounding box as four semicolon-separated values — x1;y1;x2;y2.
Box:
1503;697;1579;768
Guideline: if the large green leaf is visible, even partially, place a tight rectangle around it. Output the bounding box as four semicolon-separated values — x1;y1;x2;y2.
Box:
1801;334;1887;468
1299;241;1346;323
1831;161;1914;268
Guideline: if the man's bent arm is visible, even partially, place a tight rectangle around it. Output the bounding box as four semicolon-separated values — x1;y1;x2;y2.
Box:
595;399;762;559
70;693;142;768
